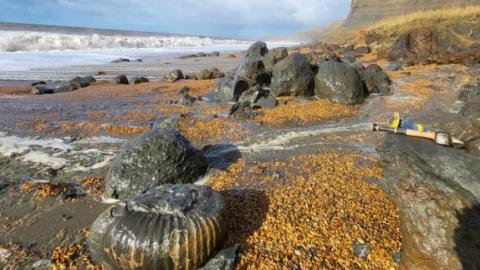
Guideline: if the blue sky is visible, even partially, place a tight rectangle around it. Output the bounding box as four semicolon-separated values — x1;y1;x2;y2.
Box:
0;0;351;38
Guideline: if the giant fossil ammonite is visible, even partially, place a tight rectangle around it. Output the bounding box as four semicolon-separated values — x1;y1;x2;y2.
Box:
88;184;226;270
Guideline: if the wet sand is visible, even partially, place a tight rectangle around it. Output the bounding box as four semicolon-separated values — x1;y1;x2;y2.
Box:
0;51;242;84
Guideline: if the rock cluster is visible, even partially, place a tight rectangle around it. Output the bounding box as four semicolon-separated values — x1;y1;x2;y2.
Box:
211;41;391;115
31;76;96;95
178;51;221;59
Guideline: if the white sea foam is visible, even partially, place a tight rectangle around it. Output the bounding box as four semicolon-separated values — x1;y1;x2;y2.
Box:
0;30;248;52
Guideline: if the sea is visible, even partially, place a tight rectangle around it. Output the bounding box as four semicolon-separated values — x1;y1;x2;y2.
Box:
0;23;299;82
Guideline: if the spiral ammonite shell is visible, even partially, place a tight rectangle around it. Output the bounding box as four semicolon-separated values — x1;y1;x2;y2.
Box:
88;184;226;270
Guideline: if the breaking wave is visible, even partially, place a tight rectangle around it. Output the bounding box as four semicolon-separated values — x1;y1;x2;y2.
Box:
0;31;248;52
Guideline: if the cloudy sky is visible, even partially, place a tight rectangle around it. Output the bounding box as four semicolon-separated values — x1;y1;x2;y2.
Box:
0;0;351;38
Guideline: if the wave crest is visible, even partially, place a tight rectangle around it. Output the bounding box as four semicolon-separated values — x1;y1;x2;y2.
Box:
0;31;247;52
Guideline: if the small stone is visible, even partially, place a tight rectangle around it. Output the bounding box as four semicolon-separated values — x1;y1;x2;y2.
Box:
353;241;372;259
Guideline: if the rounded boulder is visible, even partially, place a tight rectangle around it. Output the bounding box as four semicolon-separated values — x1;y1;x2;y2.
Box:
105;128;208;200
271;53;314;97
314;61;365;104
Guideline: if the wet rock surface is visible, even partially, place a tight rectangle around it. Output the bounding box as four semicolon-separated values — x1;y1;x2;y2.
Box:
105;128;208;200
378;135;480;270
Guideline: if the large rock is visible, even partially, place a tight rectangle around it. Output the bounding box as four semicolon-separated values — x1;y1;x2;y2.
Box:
362;64;392;95
31;85;54;95
132;76;149;84
212;75;249;102
263;47;288;73
70;76;96;87
105;129;208;200
114;75;129;85
234;58;270;88
314;61;365;104
165;69;184;83
378;135;480;270
271;53;314;97
244;41;268;59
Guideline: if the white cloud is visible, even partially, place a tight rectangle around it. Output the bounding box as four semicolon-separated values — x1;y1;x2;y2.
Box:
3;0;351;37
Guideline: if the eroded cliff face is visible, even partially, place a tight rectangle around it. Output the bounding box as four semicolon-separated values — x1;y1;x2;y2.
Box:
344;0;480;27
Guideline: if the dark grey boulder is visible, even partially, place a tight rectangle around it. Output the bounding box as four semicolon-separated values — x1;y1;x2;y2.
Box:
458;82;480;130
132;77;149;84
55;82;81;93
113;74;129;85
212;75;249;102
362;64;392;95
271;53;314;97
105;129;208;200
165;69;184;83
378;135;480;269
234;58;270;88
31;85;54;95
111;58;130;63
31;81;47;86
238;86;269;104
314;61;365;104
70;76;96;87
244;41;268;59
197;69;214;80
264;47;288;73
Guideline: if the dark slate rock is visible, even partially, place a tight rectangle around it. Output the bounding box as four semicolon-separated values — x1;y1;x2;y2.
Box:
31;81;47;86
264;47;288;73
199;245;239;270
271;53;314;97
31;85;55;95
114;75;129;85
105;129;208;200
378;134;480;269
244;41;268;59
132;77;149;84
55;82;81;93
314;61;365;104
111;58;130;63
211;75;249;102
234;58;270;88
362;64;392;95
70;76;96;87
165;69;184;83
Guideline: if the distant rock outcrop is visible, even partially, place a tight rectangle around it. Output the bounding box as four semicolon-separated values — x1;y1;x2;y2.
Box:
344;0;480;27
